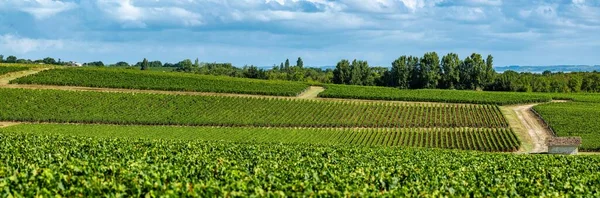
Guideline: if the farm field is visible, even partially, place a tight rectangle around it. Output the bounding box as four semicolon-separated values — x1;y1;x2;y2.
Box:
1;132;599;196
318;84;552;105
10;67;309;96
534;102;600;151
0;124;520;151
0;65;29;76
0;89;509;128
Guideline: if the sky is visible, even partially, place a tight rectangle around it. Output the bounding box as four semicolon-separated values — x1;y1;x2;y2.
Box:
0;0;599;67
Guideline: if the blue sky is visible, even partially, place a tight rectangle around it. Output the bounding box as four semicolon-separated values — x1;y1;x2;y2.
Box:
0;0;599;67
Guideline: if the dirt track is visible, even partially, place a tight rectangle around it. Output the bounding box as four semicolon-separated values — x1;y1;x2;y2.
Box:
0;122;21;128
509;104;555;153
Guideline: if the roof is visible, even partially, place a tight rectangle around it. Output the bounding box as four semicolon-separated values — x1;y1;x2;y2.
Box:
547;137;582;146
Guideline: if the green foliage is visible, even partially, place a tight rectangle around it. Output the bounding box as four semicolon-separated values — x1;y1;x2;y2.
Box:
1;133;599;196
333;59;351;84
0;89;508;128
441;53;461;89
319;84;552;105
10;67;309;96
1;124;519;152
140;58;149;70
419;52;441;89
0;66;29;75
534;102;600;151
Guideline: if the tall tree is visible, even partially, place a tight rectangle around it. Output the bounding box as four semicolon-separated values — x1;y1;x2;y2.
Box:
470;53;486;90
333;59;351;84
279;62;284;71
484;55;496;89
350;59;362;85
0;55;3;63
296;57;303;68
441;53;461;89
284;59;290;71
458;56;473;89
141;58;149;70
408;56;420;88
391;56;410;88
419;52;441;89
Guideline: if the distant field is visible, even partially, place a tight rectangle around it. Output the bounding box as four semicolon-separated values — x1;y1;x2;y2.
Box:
106;66;178;72
534;102;600;151
318;84;552;105
543;92;600;103
0;65;29;75
10;67;309;96
1;124;520;151
0;89;508;128
1;133;598;196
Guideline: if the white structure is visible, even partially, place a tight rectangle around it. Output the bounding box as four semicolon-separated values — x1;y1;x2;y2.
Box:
547;137;581;155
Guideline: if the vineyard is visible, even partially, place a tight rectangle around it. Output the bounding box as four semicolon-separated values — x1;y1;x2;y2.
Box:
1;133;598;196
318;84;552;105
0;89;509;128
1;124;520;151
534;102;600;151
0;66;29;76
10;67;309;96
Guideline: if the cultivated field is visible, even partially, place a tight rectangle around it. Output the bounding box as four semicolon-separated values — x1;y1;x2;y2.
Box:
319;84;552;105
534;102;600;151
11;67;309;96
1;64;600;196
0;65;29;76
1;124;520;151
1;132;599;196
0;88;508;128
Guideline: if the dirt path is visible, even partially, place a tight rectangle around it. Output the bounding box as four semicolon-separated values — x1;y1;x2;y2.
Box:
508;104;555;153
0;122;21;128
297;86;325;99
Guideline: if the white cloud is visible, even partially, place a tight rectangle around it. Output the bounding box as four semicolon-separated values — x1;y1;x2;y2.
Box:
96;0;202;28
0;34;65;53
0;0;77;20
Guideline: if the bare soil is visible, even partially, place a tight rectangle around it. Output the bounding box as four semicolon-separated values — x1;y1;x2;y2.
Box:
297;86;325;99
0;122;21;128
509;104;555;153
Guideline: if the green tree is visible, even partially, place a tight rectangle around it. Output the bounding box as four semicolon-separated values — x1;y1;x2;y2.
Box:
568;76;583;92
0;55;3;63
458;56;473;89
419;52;441;89
408;56;420;88
114;62;130;67
441;53;461;89
194;58;200;68
333;59;351;84
296;57;303;68
141;58;149;70
42;57;56;65
484;55;496;89
6;55;17;63
391;56;410;88
284;59;290;71
469;53;486;90
279;63;284;71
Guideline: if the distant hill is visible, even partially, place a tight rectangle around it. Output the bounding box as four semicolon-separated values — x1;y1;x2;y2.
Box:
495;65;600;73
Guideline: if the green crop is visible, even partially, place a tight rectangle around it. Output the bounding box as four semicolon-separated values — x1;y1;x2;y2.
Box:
534;102;600;151
10;67;309;96
0;132;598;197
1;124;519;151
0;66;29;76
318;84;552;105
0;89;508;128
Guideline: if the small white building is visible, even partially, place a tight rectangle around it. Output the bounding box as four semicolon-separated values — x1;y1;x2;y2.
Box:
547;137;581;155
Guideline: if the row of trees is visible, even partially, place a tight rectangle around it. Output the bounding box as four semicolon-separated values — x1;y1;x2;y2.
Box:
4;54;600;93
333;52;495;90
0;55;63;65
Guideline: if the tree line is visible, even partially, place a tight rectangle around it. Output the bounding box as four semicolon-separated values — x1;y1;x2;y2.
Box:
3;53;600;93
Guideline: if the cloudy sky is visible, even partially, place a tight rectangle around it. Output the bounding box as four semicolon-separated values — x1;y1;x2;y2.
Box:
0;0;599;67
